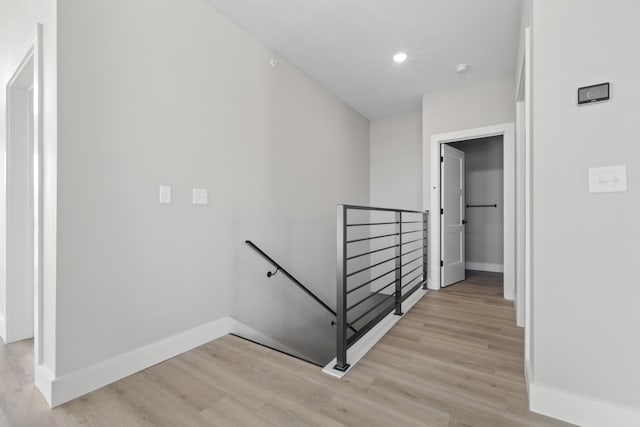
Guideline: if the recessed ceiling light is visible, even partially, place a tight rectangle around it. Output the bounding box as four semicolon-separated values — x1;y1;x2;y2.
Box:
455;63;469;73
393;52;408;63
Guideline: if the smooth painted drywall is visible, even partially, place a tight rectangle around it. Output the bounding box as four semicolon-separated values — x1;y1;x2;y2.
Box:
55;0;369;376
370;111;422;211
422;78;515;210
450;136;504;267
532;0;640;410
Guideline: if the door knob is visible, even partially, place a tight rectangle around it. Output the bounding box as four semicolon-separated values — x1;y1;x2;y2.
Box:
462;219;468;225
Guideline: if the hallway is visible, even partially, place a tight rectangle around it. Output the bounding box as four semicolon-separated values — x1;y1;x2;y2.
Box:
0;276;570;426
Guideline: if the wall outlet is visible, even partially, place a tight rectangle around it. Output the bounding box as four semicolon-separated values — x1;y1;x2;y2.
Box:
192;188;209;205
159;186;172;204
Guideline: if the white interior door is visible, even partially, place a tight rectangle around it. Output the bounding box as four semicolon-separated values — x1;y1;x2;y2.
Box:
441;144;466;287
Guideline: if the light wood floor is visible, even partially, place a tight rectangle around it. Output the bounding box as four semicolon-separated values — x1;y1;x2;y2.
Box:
0;274;572;426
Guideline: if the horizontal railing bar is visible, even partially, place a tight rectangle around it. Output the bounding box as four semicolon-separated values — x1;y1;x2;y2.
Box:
401;237;424;246
342;204;427;214
346;232;398;244
346;279;428;348
347;221;399;227
401;283;424;302
347;304;396;347
346;255;399;278
400;229;423;236
402;246;425;257
347;267;398;295
400;220;423;224
346;278;396;312
348;292;396;326
346;243;399;261
401;263;423;279
401;255;423;268
401;273;422;290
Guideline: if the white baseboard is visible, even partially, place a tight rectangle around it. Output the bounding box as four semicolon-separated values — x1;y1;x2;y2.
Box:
466;262;504;273
38;316;322;408
323;288;428;378
524;358;533;398
529;382;640;427
43;317;234;407
35;364;55;406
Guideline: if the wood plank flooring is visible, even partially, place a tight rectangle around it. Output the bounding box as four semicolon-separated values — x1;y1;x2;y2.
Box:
0;273;572;426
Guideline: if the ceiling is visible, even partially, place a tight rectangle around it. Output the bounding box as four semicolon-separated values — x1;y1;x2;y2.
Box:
204;0;522;119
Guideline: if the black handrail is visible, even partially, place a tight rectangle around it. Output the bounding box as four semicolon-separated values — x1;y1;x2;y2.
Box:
245;240;357;334
341;204;426;214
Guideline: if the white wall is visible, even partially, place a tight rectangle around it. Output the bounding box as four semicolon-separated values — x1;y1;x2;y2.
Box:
368;112;423;299
531;0;640;415
450;136;504;269
367;80;514;291
55;0;369;379
370;111;422;210
369;78;516;214
422;78;515;210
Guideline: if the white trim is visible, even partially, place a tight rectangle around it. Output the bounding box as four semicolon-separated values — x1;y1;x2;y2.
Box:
426;122;516;302
42;317;234;407
322;288;428;378
5;41;37;344
465;262;504;273
33;23;45;366
35;364;54;406
524;357;533;397
0;313;5;343
529;382;640;427
2;23;45;365
38;316;324;408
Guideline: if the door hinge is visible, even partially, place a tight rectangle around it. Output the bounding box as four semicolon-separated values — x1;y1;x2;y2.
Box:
440;208;444;215
440;260;444;267
440;156;444;163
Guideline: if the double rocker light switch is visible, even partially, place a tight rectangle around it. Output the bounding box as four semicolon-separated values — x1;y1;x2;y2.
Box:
588;166;627;193
158;186;210;205
192;188;209;205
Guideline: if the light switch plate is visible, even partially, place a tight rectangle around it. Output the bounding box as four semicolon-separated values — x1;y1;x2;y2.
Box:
159;185;172;204
589;166;627;193
193;188;209;205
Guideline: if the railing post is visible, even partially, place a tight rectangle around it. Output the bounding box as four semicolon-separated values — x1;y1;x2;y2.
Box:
334;205;350;372
423;211;429;289
394;211;403;315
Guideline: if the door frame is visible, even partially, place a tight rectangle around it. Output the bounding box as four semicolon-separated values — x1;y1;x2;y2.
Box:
425;122;515;300
2;24;44;367
516;26;533;372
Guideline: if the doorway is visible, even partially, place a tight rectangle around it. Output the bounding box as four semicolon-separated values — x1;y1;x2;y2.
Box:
2;48;37;345
426;123;515;300
444;136;505;287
